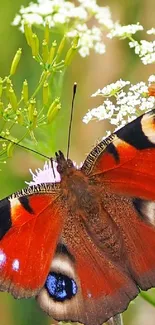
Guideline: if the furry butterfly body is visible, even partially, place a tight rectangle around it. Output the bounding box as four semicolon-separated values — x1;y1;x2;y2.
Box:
1;110;155;324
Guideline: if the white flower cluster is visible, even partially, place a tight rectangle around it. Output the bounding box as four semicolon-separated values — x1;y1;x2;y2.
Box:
107;23;143;39
26;159;83;185
83;76;155;134
12;0;114;57
147;28;155;35
26;160;61;185
67;24;105;57
92;79;130;97
129;40;155;64
106;22;155;65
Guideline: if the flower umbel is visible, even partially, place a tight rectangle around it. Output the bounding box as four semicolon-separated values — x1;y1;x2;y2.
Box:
12;0;114;57
107;23;143;39
83;76;155;134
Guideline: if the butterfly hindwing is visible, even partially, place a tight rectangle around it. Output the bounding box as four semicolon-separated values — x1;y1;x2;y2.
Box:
0;183;65;298
102;191;155;290
37;202;139;325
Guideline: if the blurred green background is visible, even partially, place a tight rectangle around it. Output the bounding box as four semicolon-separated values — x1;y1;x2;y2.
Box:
0;0;155;324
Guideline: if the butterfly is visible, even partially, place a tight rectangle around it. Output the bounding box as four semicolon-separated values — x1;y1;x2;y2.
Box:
0;108;155;325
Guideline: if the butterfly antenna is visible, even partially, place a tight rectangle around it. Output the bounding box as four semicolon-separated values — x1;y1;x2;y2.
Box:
66;82;77;160
50;157;56;179
0;136;50;160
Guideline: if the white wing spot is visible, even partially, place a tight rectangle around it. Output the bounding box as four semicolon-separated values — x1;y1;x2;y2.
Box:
12;259;20;271
87;292;92;298
0;249;6;267
141;113;155;144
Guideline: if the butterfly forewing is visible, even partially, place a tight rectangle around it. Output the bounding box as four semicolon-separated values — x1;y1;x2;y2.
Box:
0;183;66;298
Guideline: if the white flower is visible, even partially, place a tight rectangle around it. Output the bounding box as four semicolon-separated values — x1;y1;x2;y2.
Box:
22;13;44;25
147;28;155;35
78;0;98;12
12;15;21;26
129;82;148;93
26;160;61;186
26;159;82;185
68;24;106;57
69;7;87;20
12;0;115;58
92;80;130;97
140;97;155;110
107;23;143;39
129;39;155;65
95;7;114;28
94;42;106;54
83;76;155;133
142;52;155;65
129;41;141;54
79;46;90;57
148;75;155;83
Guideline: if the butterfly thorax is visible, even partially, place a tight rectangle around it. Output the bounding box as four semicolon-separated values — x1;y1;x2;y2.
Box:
55;151;98;213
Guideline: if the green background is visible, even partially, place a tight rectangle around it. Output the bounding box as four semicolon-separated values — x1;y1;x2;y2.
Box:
0;0;155;324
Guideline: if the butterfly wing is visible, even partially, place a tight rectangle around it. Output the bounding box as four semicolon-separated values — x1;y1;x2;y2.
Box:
82;109;155;200
37;110;155;325
81;109;155;290
37;211;139;325
2;109;155;324
0;183;65;298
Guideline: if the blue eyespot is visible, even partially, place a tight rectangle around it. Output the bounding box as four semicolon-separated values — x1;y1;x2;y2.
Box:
45;272;78;302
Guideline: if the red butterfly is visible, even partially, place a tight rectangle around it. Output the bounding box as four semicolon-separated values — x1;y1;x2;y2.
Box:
0;109;155;325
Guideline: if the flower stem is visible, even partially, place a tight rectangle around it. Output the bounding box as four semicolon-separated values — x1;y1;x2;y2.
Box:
140;291;155;307
30;70;50;100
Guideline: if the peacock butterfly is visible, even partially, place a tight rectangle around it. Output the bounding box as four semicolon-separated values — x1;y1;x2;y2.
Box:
0;109;155;324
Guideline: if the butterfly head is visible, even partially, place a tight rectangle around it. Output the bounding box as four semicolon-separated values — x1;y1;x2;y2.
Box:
55;150;75;176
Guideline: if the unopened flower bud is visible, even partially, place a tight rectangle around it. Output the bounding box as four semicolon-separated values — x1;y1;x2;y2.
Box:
24;22;33;46
48;40;57;64
64;36;79;66
28;99;36;121
6;78;12;98
31;34;39;57
43;82;49;105
56;36;66;60
72;35;79;49
32;110;37;128
42;39;49;63
22;80;29;103
10;48;22;75
47;98;61;123
9;88;17;111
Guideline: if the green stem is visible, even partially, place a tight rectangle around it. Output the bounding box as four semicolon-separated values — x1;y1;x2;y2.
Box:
30;70;50;99
140;291;155;307
0;120;6;133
